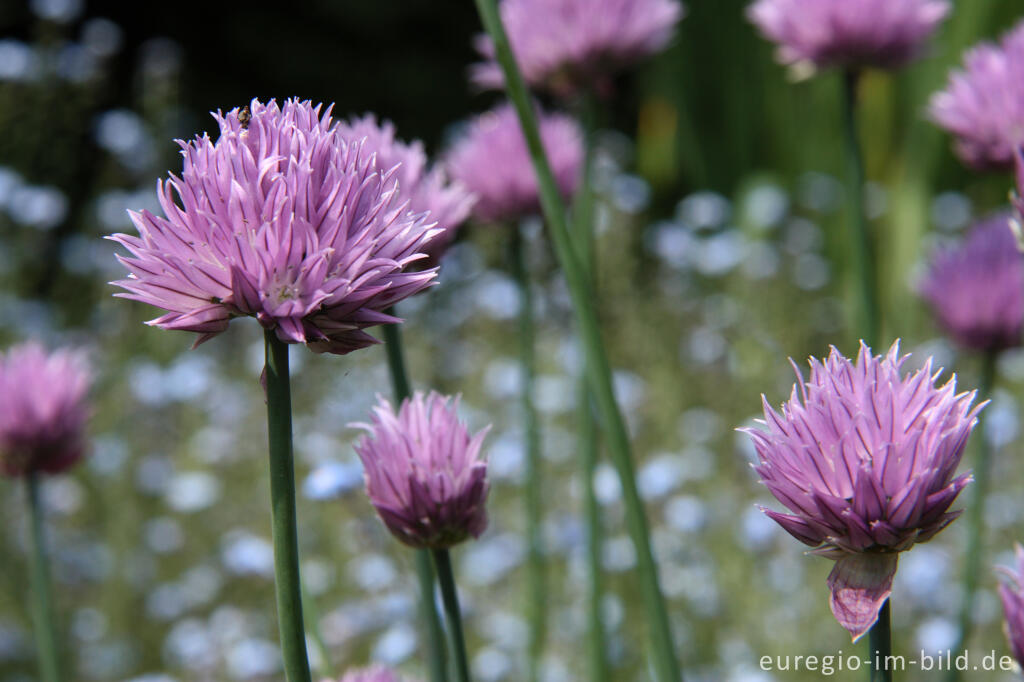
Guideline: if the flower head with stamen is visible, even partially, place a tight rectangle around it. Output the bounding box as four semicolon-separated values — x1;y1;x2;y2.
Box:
741;342;981;640
108;98;440;354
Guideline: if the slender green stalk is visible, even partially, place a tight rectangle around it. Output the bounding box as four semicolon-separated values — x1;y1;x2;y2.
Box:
432;549;472;682
946;350;999;682
840;69;881;350
470;2;681;679
381;320;448;682
27;473;61;682
509;226;547;682
264;331;313;682
573;91;610;682
301;582;337;679
868;600;892;682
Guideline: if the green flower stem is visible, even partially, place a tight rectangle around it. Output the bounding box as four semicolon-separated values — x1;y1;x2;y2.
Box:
264;331;313;682
471;2;681;680
509;225;547;682
301;582;336;679
946;350;999;682
432;549;472;682
573;91;610;682
381;319;448;682
27;473;61;682
869;600;893;682
841;68;881;350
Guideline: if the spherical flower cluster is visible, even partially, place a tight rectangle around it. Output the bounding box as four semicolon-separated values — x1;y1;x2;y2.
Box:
920;213;1024;352
998;545;1024;668
747;0;949;72
336;665;414;682
109;99;440;355
352;392;490;549
743;342;981;640
931;21;1024;171
338;115;476;263
446;103;583;223
0;343;91;478
471;0;684;96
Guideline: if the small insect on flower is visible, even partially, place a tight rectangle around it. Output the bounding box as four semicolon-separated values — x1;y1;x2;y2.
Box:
741;342;982;640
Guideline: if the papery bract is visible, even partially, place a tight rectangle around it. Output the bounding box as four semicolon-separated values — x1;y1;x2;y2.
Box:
748;0;949;72
446;103;583;223
742;342;981;640
109;98;440;354
335;665;416;682
352;392;490;549
0;343;91;477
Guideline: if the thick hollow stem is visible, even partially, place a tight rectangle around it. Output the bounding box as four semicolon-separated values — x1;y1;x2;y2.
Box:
381;319;448;682
946;350;999;682
27;474;61;682
470;2;681;679
432;549;472;682
509;226;547;682
840;69;881;350
869;600;893;682
264;331;313;682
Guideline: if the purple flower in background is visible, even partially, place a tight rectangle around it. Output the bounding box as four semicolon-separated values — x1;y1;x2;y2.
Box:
108;99;440;355
471;0;684;96
920;213;1024;352
338;114;476;264
0;343;91;478
352;392;490;549
446;103;583;223
998;545;1024;668
742;342;981;640
931;21;1024;171
335;665;415;682
747;0;949;72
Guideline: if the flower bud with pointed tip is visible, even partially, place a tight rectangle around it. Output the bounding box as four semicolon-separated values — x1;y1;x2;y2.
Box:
352;392;490;550
741;342;982;641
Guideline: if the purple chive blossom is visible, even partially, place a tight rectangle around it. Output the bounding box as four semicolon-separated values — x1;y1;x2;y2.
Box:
351;392;490;550
338;115;476;264
931;21;1024;171
747;0;950;72
108;99;440;355
920;213;1024;352
742;342;981;640
471;0;684;96
446;103;583;223
335;665;417;682
0;343;91;478
998;545;1024;668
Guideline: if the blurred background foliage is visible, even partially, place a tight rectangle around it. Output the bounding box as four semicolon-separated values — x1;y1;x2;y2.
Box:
1;0;1024;680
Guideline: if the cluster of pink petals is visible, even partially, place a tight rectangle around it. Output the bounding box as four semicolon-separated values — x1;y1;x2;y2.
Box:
472;0;684;96
109;99;440;355
446;103;583;223
743;342;981;641
0;343;91;478
338;115;476;264
931;21;1024;171
334;665;415;682
747;0;950;71
920;213;1024;352
352;392;490;549
998;545;1024;668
